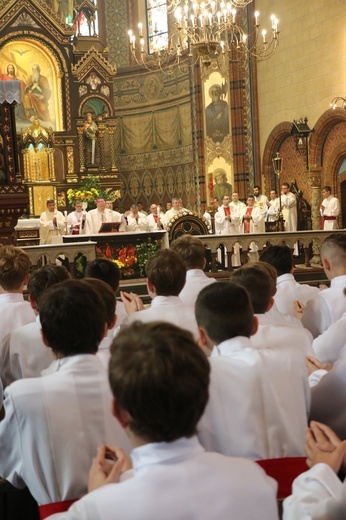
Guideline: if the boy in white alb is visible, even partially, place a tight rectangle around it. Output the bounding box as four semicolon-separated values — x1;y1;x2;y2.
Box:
260;245;319;317
84;258;128;333
0;265;70;387
121;249;198;340
284;421;346;519
320;185;340;230
302;234;346;338
196;278;310;460
47;321;278;520
0;280;131;516
170;235;216;307
0;246;35;362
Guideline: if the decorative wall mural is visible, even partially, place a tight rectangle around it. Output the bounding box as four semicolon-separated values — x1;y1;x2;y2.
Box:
0;40;63;132
205;83;229;144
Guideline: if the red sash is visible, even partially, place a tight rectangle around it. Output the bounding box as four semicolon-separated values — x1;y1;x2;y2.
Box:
153;215;158;223
39;498;78;519
244;208;253;234
322;216;336;228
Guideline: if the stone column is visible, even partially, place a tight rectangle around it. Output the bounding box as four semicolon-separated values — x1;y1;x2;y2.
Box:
309;166;323;264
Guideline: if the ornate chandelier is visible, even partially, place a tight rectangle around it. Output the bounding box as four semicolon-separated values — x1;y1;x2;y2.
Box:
330;96;346;109
128;0;280;72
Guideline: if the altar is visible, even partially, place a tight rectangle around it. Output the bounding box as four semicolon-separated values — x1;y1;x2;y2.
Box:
63;230;169;278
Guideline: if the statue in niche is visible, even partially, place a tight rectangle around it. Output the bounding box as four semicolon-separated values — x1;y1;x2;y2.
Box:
86;73;101;91
83;112;99;166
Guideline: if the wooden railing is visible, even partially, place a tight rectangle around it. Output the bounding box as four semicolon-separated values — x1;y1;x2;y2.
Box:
197;229;346;272
20;229;346;277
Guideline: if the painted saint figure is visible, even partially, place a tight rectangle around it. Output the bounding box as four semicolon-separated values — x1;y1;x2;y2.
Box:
24;64;51;123
213;169;233;203
205;84;229;143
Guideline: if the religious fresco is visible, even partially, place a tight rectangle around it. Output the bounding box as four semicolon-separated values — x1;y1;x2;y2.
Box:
0;40;62;132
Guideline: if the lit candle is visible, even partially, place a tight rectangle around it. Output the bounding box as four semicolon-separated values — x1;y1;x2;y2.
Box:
231;8;236;23
254;11;259;26
271;14;276;29
131;34;136;49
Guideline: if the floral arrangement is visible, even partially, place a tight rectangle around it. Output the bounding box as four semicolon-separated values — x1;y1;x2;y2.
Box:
66;175;121;208
95;239;160;278
113;246;137;277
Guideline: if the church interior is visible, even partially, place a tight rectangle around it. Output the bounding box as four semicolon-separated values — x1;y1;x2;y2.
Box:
0;0;344;246
1;2;346;519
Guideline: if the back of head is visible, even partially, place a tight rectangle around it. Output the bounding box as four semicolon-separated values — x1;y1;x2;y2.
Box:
109;321;210;443
82;277;116;327
0;245;30;291
170;235;206;270
84;258;120;292
231;262;277;314
145;249;186;296
259;245;293;276
39;279;105;356
195;282;254;343
320;234;346;271
27;265;71;310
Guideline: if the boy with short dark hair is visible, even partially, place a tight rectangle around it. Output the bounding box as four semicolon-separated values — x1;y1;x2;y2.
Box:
260;245;319;316
84;258;127;329
170;235;216;306
57;321;278;520
121;249;198;339
0;279;131;513
196;280;309;460
0;265;70;386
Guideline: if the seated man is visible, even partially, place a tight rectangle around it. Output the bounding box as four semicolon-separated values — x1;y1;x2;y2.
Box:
196;281;310;460
284;421;346;519
56;321;278;520
170;235;216;307
0;280;131;512
121;249;198;339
